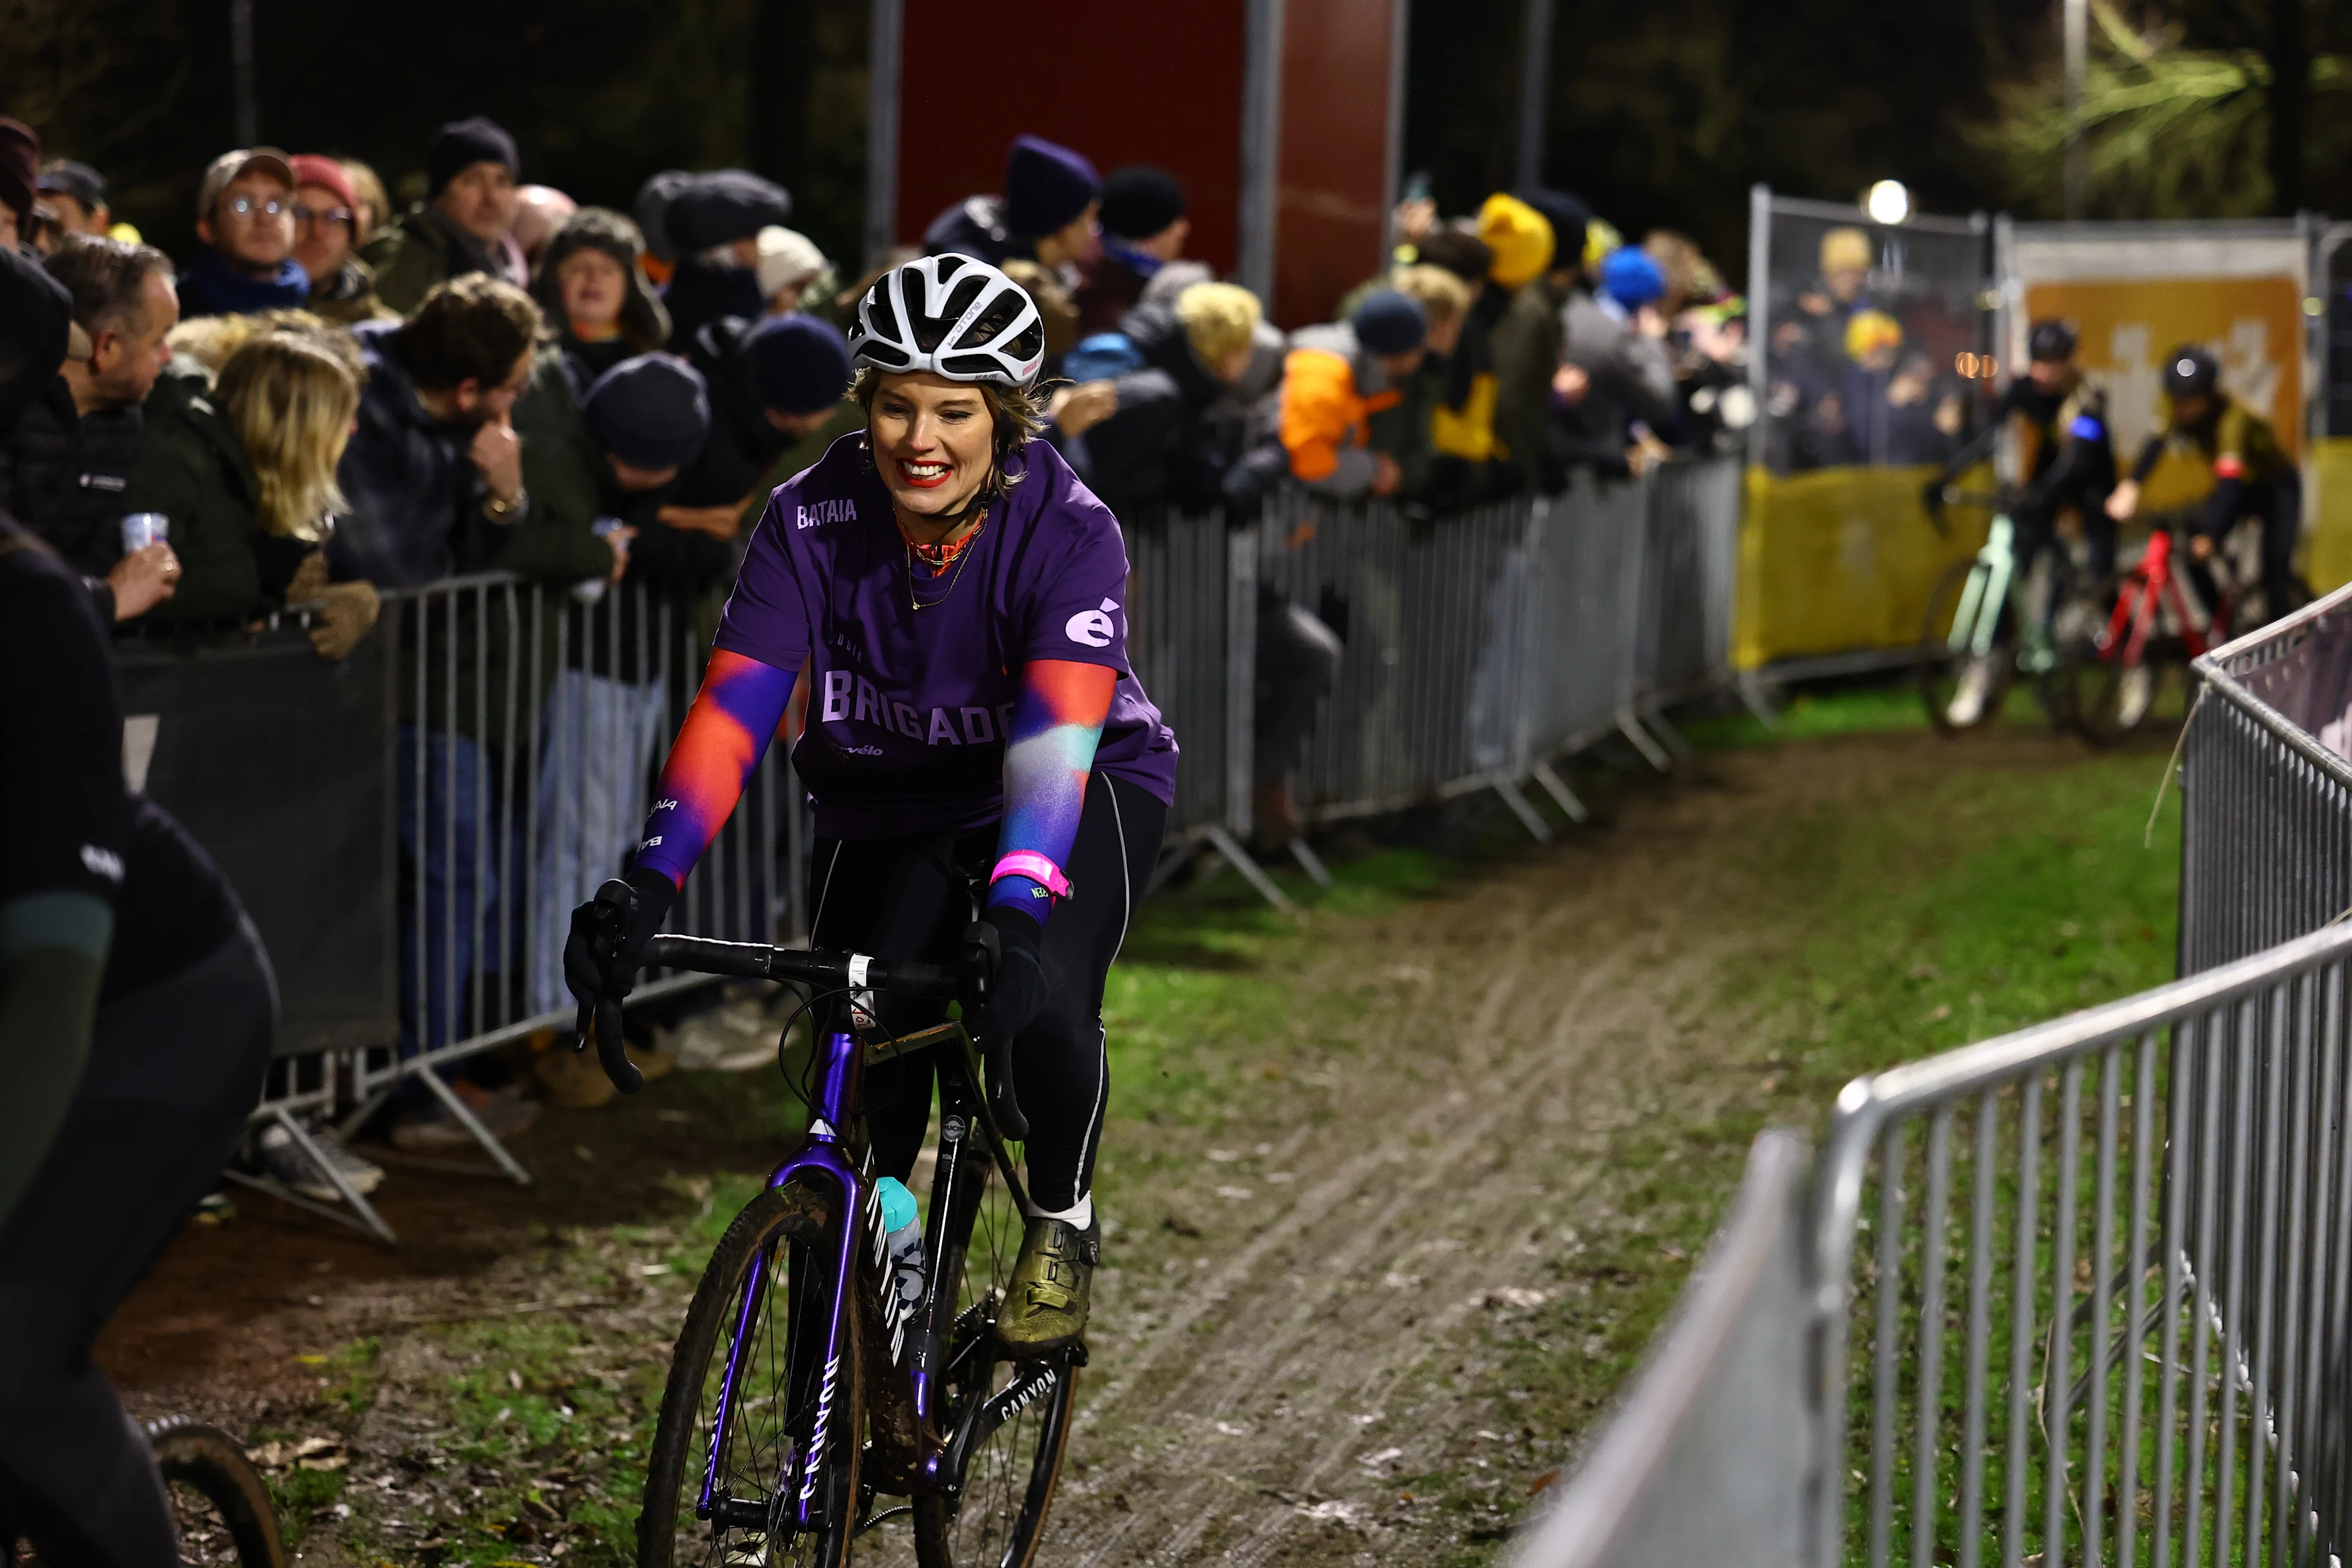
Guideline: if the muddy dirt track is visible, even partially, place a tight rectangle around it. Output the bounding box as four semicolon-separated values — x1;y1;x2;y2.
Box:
101;723;2117;1564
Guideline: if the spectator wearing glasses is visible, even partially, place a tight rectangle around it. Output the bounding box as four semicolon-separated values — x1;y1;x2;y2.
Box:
362;117;522;315
179;148;309;319
286;154;393;326
529;208;671;390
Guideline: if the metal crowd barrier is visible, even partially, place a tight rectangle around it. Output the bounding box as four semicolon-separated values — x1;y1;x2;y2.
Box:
1517;923;2352;1568
2184;582;2352;973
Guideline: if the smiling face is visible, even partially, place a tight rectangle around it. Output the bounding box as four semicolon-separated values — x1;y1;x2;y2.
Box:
867;372;997;523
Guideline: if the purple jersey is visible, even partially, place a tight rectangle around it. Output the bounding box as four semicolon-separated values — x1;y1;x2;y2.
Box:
712;432;1178;839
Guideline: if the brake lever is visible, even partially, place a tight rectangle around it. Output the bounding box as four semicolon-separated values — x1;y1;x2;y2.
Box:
960;919;1029;1140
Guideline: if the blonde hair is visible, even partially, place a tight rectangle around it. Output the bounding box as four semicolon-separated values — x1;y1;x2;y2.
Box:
215;330;363;541
165;307;346;375
1390;263;1472;328
1174;281;1262;367
341;159;393;244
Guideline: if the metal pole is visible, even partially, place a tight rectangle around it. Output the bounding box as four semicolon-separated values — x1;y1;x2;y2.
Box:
230;0;257;146
863;0;905;268
2062;0;2087;218
1383;0;1411;252
1513;0;1554;191
1238;0;1286;307
1746;183;1772;471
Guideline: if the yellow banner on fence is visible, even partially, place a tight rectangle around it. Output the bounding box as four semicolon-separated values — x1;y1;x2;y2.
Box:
2310;437;2352;595
1735;464;1989;671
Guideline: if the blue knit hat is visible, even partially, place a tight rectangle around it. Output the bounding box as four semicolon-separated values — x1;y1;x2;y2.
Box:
1600;246;1667;311
1351;289;1427;356
582;354;711;470
1003;135;1100;239
747;312;852;416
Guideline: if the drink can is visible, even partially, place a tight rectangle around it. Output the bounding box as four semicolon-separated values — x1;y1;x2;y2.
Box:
121;513;170;552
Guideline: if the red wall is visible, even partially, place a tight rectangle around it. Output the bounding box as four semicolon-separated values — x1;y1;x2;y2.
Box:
894;4;1248;276
1272;0;1393;327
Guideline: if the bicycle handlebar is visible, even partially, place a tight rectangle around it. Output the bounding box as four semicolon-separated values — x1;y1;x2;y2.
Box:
640;933;963;1000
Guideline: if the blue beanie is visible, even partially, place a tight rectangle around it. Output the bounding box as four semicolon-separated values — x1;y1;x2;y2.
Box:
1351;289;1427;356
747;312;852;416
1003;135;1100;239
1600;246;1667;311
582;353;711;470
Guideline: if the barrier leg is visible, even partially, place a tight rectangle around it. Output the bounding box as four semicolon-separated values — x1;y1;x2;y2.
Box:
1493;777;1555;843
416;1068;534;1186
1203;825;1299;916
1736;671;1781;729
220;1105;398;1246
1616;709;1674;772
1642;709;1695;760
1287;838;1335;887
1531;761;1591;825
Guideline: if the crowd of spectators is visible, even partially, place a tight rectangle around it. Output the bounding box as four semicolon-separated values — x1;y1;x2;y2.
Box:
0;105;1803;1174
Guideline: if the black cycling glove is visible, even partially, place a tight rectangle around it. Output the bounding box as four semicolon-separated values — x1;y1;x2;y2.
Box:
963;905;1047;1139
564;867;676;1092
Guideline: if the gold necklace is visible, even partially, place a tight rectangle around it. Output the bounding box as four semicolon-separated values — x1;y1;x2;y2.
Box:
907;514;984;611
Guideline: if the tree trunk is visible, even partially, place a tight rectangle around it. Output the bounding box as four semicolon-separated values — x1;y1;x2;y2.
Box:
2267;0;2308;213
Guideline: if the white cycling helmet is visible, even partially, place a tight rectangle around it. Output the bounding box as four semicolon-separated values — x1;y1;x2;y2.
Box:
848;254;1046;386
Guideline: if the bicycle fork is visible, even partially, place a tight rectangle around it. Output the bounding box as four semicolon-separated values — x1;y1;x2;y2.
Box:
1950;514;2016;661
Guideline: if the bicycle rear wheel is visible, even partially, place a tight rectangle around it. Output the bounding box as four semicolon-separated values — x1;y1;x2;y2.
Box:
640;1180;862;1568
146;1417;286;1568
912;1146;1079;1568
1917;559;2015;735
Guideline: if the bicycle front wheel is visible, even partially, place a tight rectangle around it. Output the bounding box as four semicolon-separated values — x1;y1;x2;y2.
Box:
641;1180;863;1568
913;1148;1079;1568
1917;559;2014;735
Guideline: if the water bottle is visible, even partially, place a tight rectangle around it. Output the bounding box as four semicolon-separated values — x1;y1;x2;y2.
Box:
876;1176;927;1324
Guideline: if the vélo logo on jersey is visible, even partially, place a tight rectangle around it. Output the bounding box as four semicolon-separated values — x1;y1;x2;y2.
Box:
1065;598;1119;649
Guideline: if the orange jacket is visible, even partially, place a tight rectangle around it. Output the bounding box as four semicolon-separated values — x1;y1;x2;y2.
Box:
1280;328;1401;494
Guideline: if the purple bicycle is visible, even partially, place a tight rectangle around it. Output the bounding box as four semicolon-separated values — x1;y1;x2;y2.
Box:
616;924;1076;1568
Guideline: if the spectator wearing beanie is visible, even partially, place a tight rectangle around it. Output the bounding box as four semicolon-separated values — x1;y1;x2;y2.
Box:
287;154;393;326
631;168;694;285
924;134;1099;273
361;116;521;315
663;311;854;541
530;208;671;390
0;119;39;254
1278;289;1426;499
1074;165;1187;336
1408;194;1553;508
660;170;792;352
754;225;829;316
1491;188;1591;495
1;236;181;621
179;148;310;319
1558;243;1679;480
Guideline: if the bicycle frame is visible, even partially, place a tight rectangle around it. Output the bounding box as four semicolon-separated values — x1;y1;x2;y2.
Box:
1947;513;2016;660
2099;527;2221;665
699;1017;1037;1533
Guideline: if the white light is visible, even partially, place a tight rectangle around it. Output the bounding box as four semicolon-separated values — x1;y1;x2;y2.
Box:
1864;179;1912;226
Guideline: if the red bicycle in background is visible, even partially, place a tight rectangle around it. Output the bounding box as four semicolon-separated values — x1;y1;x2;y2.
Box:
2062;508;2309;744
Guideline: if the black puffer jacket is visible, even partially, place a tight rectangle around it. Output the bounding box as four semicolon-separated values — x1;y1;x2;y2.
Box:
1078;302;1237;517
662;262;763;355
0;377;144;575
673;314;794;513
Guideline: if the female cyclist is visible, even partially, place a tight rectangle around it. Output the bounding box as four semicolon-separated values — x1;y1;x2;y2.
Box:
565;254;1176;1352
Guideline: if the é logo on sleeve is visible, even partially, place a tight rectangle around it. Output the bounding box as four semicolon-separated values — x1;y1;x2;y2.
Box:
1065;598;1118;649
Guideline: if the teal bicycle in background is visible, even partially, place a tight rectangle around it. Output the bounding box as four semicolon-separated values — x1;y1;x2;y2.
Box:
1916;485;2097;736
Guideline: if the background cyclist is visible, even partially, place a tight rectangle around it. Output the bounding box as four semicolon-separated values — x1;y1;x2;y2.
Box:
0;246;276;1565
567;254;1177;1354
2106;342;2301;624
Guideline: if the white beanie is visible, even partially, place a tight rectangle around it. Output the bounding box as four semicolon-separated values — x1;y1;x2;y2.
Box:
756;226;827;302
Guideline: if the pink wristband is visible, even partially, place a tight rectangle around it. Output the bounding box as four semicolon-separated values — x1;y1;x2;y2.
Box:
991;851;1072;900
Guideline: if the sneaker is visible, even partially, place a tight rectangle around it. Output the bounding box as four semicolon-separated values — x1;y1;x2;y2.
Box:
2118;665;2155;729
996;1216;1100;1354
531;1032;617;1111
255;1123;385;1203
1945;657;1993;728
390;1081;541;1153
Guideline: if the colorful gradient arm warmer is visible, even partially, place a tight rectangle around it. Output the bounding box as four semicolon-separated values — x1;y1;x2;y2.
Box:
633;649;799;891
987;660;1117;926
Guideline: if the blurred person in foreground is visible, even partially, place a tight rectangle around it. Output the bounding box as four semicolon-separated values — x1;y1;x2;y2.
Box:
286;154;393;325
0;240;274;1568
363;116;522;314
178;148;309;318
925;134;1101;277
0;235;183;622
529;207;672;388
660;170;792;352
121;323;381;656
1491;188;1590;496
1074;165;1187;337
